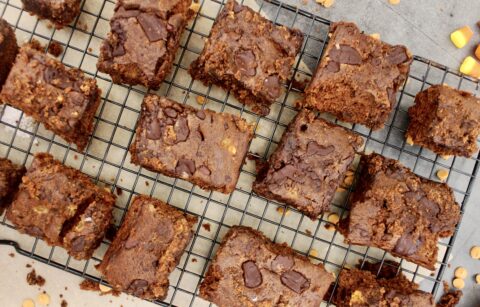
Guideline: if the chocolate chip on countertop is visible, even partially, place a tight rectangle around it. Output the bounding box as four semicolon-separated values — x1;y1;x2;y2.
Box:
137;13;168;42
280;270;310;294
386;46;409;65
242;261;262;288
329;44;362;65
128;279;149;296
271;254;294;272
264;75;281;98
175;159;196;176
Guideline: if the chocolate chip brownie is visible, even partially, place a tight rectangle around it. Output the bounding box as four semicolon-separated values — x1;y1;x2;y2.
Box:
0;18;17;90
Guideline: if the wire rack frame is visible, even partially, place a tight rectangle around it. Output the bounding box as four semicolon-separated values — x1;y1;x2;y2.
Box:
0;0;479;306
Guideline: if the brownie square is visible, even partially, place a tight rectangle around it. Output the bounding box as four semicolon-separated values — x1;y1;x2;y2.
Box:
0;42;101;152
6;153;116;260
21;0;81;28
253;110;364;218
96;195;197;300
406;85;480;157
189;0;303;116
130;94;254;194
0;18;17;90
0;158;25;215
303;22;412;130
200;226;334;306
97;0;193;89
338;153;460;270
331;262;434;307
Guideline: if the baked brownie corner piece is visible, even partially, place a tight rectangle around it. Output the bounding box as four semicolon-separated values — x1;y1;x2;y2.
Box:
199;226;334;307
338;153;460;270
332;263;435;307
253;110;363;219
96;195;197;300
406;84;480;157
303;21;412;130
0;18;18;90
0;158;25;214
6;153;115;260
0;43;101;152
130;94;254;194
97;0;193;89
189;0;303;116
21;0;81;28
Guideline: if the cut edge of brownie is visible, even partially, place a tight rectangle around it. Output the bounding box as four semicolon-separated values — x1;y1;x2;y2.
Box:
21;0;81;28
0;18;18;91
0;158;26;214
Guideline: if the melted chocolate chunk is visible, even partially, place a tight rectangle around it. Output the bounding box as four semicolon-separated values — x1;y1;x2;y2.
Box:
235;49;256;77
280;270;310;294
325;60;340;73
146;118;162;140
128;279;149;296
271;254;294;272
198;165;211;176
264;75;281;98
70;235;86;252
306;142;335;156
163;107;178;118
386;46;409;65
242;261;262;288
329;44;362;65
195;110;206;120
174;117;190;142
137;13;168;42
109;21;126;57
393;233;420;256
175;158;196;176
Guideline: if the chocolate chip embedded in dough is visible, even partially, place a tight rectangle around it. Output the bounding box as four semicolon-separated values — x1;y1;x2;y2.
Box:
235;50;256;77
386;46;409;65
175;159;196;176
174;117;189;142
137;13;168;42
128;279;149;296
271;254;294;272
146;118;162;140
70;236;86;252
280;270;310;293
264;75;281;98
329;44;362;65
242;261;262;288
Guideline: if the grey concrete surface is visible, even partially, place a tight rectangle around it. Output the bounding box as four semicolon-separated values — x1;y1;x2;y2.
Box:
278;0;480;305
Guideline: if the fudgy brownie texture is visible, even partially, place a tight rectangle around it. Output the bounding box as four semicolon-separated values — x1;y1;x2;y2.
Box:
0;18;17;90
130;95;254;194
0;42;101;152
97;0;193;89
253;110;363;219
338;153;460;270
189;0;303;116
21;0;81;28
331;262;435;306
0;158;25;215
96;195;197;300
6;153;116;260
406;85;480;157
199;226;334;307
303;22;412;130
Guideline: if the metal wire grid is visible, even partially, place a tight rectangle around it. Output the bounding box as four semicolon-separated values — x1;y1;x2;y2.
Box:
0;0;479;305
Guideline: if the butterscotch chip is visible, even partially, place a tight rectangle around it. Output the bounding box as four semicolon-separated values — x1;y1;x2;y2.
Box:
452;278;465;289
470;246;480;259
328;213;340;224
276;206;291;216
440;155;451;160
388;0;400;4
454;267;468;279
99;283;111;293
37;293;50;305
309;248;319;257
476;274;480;284
196;96;206;105
437;169;449;181
316;0;335;8
370;33;381;40
406;135;414;146
22;299;35;307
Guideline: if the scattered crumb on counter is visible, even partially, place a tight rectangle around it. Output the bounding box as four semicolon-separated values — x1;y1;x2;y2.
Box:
202;223;211;232
305;229;312;236
27;269;46;287
145;181;149;186
47;41;63;57
73;154;78;160
88;47;93;52
8;252;14;257
327;213;340;224
437;169;449;181
475;274;480;284
192;258;197;263
437;289;463;307
61;299;68;307
26;264;32;268
115;187;122;196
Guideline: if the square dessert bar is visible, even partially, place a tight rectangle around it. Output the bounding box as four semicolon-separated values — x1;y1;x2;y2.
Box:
6;153;116;260
0;18;17;90
96;195;197;300
200;226;334;307
130;95;254;194
303;22;413;130
253;110;364;219
189;0;304;116
0;42;101;152
338;153;460;270
97;0;193;89
21;0;81;28
332;262;434;306
0;158;25;215
407;85;480;157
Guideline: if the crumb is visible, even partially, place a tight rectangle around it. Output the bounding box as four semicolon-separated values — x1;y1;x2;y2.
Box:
65;286;68;290
26;264;32;268
77;20;88;31
61;299;68;307
59;294;63;298
202;223;211;232
115;187;122;196
73;154;78;160
145;181;150;186
437;290;463;307
47;41;63;57
8;252;14;257
46;23;53;29
305;229;312;236
26;269;46;287
79;279;100;292
192;258;198;263
88;47;93;52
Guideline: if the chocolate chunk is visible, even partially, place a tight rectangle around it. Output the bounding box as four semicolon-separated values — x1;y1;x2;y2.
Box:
110;21;126;57
137;13;168;42
393;233;420;256
195;110;206;120
271;254;294;272
128;279;149;296
242;261;262;288
43;66;81;91
147;118;162;140
325;60;340;73
235;50;256;77
198;165;211;176
163;107;178;118
174;117;190;142
329;44;362;65
264;75;281;98
306;141;335;156
386;46;409;65
280;270;310;294
70;236;85;252
175;158;196;176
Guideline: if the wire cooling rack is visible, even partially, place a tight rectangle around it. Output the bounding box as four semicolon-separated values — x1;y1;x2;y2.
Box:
0;0;479;306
